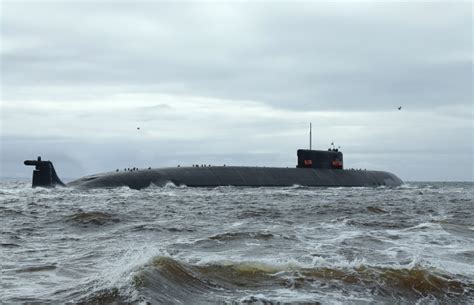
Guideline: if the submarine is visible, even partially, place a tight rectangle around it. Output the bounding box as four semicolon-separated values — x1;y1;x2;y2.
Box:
24;147;403;189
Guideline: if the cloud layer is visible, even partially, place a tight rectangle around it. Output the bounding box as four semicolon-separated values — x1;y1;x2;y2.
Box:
1;2;472;181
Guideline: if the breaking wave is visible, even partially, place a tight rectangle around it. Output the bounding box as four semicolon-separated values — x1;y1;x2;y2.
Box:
80;256;472;304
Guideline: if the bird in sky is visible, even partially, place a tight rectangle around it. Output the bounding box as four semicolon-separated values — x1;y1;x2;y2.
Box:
398;106;402;110
137;127;140;130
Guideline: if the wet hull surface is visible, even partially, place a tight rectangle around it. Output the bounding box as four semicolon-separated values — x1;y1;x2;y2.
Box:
68;167;403;189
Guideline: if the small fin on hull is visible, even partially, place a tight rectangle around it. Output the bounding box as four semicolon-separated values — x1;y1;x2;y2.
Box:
24;157;66;188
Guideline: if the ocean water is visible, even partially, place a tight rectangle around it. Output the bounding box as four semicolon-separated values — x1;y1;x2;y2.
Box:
1;181;473;304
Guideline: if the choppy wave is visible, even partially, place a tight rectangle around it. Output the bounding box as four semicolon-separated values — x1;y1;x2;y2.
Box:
80;256;473;304
65;211;120;226
2;181;473;303
209;231;275;241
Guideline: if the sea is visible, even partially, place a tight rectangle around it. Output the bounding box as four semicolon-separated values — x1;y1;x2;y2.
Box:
1;181;473;304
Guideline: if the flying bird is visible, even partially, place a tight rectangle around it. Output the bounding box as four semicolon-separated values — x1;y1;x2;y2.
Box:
398;106;402;110
137;127;140;130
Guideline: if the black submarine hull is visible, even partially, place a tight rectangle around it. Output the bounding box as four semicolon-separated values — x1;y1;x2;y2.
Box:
67;166;403;189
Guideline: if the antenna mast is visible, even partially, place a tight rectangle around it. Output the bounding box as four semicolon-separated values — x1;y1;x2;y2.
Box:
309;122;312;150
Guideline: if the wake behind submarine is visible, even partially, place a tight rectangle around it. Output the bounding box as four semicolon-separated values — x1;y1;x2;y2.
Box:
24;146;403;189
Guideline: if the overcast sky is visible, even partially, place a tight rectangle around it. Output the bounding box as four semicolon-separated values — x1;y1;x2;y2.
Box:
1;1;472;181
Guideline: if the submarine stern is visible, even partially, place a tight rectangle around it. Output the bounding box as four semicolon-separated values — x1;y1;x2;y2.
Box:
24;157;66;188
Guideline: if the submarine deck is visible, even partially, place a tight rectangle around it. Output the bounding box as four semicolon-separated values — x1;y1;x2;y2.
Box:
67;166;403;189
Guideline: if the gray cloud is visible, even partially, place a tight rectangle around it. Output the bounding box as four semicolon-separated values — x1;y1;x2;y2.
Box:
2;2;471;110
1;2;472;181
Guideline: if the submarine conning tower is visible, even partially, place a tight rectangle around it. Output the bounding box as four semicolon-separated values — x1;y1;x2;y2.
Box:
297;149;343;169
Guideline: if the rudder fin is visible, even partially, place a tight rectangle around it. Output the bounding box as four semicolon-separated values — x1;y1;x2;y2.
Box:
24;156;66;188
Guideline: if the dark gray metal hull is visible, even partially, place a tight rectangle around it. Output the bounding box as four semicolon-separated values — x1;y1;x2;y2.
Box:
67;166;403;189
